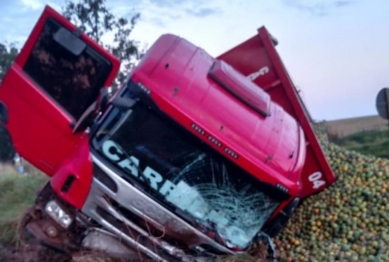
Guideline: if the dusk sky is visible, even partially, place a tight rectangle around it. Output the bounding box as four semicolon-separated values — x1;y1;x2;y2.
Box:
0;0;388;121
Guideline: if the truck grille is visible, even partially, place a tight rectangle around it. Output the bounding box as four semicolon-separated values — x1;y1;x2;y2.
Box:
100;196;166;238
81;154;234;261
94;205;176;258
93;163;118;193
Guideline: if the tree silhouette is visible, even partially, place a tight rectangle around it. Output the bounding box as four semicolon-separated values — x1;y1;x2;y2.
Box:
0;42;18;83
62;0;145;90
0;42;18;162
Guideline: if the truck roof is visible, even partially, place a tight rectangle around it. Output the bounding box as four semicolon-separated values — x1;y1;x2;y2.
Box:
130;34;307;196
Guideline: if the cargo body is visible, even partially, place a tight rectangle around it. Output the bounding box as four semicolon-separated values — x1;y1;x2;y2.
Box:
0;6;335;261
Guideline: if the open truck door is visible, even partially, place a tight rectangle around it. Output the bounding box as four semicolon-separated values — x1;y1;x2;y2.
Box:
0;6;120;177
217;27;336;198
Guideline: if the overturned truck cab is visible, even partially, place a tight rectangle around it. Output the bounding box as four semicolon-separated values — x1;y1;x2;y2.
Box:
0;6;336;262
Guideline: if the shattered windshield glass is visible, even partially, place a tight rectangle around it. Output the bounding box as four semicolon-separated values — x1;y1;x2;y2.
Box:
91;103;282;249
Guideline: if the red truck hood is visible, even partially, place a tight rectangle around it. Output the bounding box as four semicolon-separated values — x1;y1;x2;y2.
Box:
130;34;306;195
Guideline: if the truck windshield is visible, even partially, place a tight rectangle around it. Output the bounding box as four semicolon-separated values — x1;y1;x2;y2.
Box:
91;102;281;249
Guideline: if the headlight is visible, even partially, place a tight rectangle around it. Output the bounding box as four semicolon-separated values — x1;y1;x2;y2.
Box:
45;200;73;229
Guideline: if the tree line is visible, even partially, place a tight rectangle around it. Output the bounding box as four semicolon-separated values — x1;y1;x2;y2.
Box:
0;0;142;162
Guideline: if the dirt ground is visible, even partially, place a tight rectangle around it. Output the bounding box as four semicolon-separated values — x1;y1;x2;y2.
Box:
0;244;119;262
0;244;55;262
0;243;271;262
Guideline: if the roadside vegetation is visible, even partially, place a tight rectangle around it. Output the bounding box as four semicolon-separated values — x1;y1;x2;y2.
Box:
0;164;48;261
330;129;389;159
0;164;47;245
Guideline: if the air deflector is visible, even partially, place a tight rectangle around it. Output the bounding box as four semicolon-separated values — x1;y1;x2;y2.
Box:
209;60;271;117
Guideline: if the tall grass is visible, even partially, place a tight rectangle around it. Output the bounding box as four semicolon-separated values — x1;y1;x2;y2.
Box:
0;164;48;245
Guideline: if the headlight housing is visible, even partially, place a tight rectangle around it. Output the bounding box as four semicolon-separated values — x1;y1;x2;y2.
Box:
45;200;73;228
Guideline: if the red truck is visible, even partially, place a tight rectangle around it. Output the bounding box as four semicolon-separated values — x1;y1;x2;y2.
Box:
0;6;336;261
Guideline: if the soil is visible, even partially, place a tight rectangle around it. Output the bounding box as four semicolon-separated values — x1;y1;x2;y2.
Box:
0;243;70;262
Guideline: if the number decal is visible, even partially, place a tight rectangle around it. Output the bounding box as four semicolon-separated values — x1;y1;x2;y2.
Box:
308;172;326;189
247;66;269;81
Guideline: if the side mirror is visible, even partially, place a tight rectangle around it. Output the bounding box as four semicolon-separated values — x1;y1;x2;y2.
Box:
53;27;86;56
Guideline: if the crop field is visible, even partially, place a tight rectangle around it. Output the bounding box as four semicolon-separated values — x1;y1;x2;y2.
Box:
0;124;389;261
330;129;389;159
324;115;388;139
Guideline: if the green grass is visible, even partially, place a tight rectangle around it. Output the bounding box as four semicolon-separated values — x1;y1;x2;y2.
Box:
0;168;48;245
330;129;389;158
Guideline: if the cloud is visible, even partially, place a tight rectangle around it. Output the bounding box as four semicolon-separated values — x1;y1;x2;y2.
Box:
281;0;355;16
148;0;187;8
0;1;44;43
132;0;223;29
21;0;43;10
139;5;183;26
47;1;62;12
148;17;167;27
185;7;222;17
334;0;353;7
145;0;221;18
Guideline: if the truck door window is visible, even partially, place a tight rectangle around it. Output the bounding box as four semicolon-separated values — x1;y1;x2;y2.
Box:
23;18;112;120
92;103;284;249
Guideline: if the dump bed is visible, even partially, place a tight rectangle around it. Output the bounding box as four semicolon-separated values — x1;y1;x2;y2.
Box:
217;27;336;198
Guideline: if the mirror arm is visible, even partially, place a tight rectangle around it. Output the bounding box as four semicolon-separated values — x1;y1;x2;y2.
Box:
111;97;137;109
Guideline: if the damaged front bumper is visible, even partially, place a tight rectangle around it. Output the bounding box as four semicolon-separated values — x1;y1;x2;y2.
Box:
80;154;235;261
21;154;279;261
21;154;235;261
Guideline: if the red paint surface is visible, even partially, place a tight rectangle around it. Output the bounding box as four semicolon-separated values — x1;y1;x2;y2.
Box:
217;27;336;198
132;29;335;200
132;34;304;198
0;6;120;208
50;134;93;210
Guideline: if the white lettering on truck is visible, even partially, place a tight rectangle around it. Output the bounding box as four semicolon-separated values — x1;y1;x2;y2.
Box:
247;66;269;81
308;171;326;189
101;139;250;247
